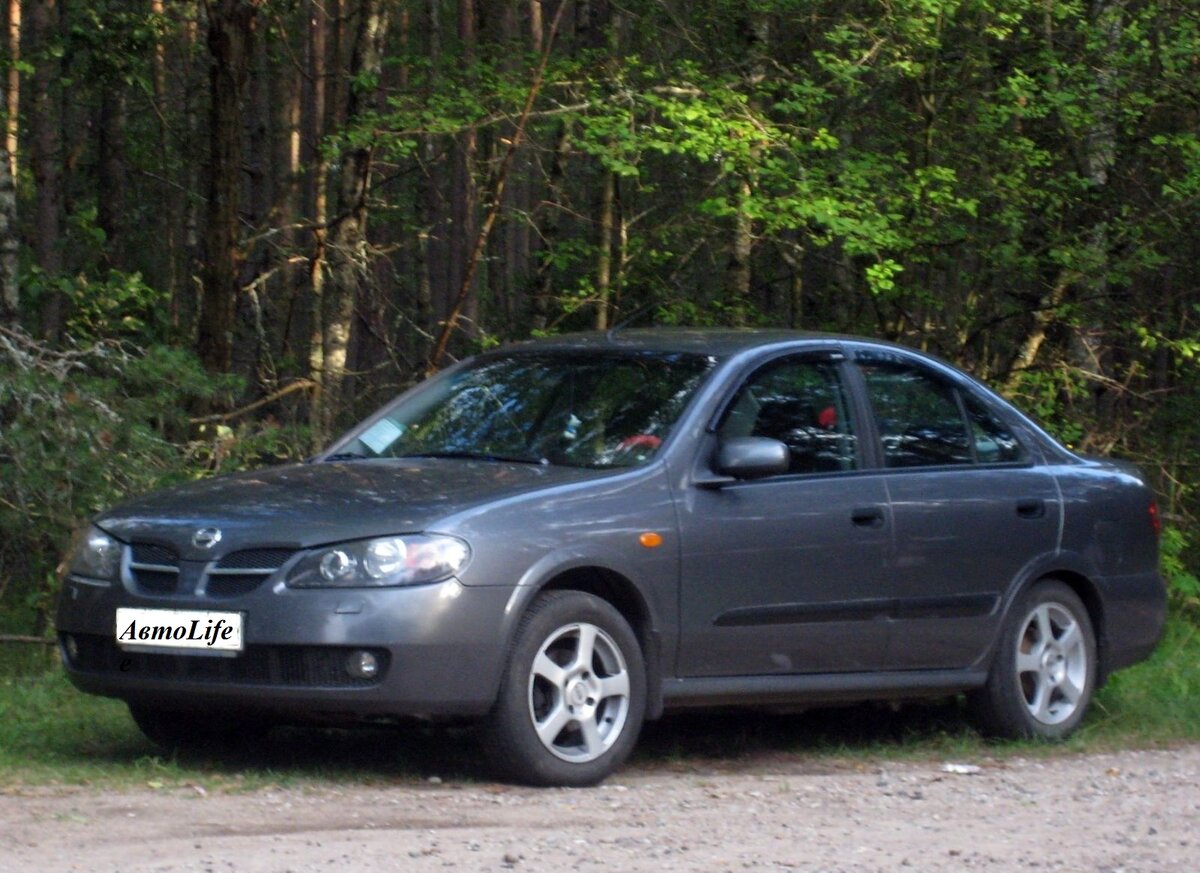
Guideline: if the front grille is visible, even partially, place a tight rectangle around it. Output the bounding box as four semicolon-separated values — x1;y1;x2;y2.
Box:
132;543;177;565
128;542;181;595
64;633;388;688
217;548;296;571
205;548;295;598
206;574;268;598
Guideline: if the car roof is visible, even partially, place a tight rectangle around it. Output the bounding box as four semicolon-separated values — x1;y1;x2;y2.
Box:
506;327;867;358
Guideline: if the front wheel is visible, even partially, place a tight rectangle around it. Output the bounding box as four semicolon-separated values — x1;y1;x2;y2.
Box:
970;580;1097;740
482;591;646;786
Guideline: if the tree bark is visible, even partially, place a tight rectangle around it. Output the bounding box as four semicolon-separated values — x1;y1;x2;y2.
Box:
531;121;571;331
174;5;204;332
5;0;19;181
275;9;304;358
0;142;17;323
198;0;262;374
97;87;127;260
427;0;567;372
306;0;330;432
725;9;768;325
318;0;390;439
29;0;63;338
594;164;614;330
448;0;478;336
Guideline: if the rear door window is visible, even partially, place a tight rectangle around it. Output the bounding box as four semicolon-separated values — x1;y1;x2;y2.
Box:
857;359;972;468
856;355;1027;468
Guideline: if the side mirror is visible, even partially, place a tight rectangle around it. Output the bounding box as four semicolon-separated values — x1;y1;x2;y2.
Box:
715;436;789;480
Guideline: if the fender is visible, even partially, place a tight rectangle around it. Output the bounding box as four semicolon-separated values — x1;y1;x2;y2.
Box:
498;546;669;719
970;547;1104;674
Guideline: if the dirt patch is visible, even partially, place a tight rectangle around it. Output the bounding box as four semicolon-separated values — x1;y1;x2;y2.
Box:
2;745;1197;872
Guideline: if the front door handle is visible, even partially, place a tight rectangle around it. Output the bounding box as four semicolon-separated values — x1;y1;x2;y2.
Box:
1016;498;1046;519
851;506;886;528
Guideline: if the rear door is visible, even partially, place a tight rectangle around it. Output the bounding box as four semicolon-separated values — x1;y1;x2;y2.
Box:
852;349;1061;670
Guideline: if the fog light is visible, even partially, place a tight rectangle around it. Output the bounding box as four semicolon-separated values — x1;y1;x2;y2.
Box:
63;634;79;662
346;650;379;679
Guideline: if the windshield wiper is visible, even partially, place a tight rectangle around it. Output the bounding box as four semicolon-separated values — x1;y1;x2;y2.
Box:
320;452;367;463
396;450;548;465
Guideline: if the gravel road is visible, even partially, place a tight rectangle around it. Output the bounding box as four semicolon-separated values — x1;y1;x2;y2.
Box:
2;743;1197;873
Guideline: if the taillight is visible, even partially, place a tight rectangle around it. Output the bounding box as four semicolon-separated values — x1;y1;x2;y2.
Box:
1149;500;1162;537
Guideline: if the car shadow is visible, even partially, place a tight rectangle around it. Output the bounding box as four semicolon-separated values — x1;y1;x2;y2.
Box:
113;698;981;784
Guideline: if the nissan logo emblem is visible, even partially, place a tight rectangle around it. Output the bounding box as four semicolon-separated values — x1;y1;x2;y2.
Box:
192;527;222;550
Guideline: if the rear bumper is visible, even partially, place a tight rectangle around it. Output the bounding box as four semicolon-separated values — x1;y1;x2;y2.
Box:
56;573;513;720
1094;570;1167;679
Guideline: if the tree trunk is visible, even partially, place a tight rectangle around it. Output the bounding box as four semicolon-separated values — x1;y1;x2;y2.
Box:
448;0;478;337
318;0;390;439
149;0;178;303
1003;274;1073;393
5;0;19;181
306;0;330;433
275;12;304;359
594;165;614;330
29;0;63;338
0;142;17;323
415;0;442;341
198;0;261;374
97;87;126;260
531;121;571;330
725;9;768;326
175;7;203;332
727;176;752;325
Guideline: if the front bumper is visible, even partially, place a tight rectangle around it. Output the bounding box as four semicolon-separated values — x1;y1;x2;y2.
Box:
56;573;513;719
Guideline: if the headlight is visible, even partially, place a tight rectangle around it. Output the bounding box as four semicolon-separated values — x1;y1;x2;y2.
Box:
66;525;122;580
286;534;470;588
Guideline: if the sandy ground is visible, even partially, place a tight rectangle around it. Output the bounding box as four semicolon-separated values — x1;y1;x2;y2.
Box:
1;744;1197;873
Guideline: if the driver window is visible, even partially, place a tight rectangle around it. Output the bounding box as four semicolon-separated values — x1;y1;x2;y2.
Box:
718;358;859;474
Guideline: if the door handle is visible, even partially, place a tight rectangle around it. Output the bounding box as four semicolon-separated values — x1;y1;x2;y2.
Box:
851;506;886;528
1016;498;1045;519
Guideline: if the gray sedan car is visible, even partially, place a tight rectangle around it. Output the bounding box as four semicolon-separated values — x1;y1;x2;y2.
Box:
57;329;1166;785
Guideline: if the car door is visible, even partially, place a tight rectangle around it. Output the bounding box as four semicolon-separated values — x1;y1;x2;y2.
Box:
676;352;893;677
852;349;1061;670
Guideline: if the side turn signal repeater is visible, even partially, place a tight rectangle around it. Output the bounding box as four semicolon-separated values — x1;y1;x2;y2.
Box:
639;532;664;548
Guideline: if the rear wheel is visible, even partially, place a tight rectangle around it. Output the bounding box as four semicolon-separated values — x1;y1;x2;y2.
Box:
482;591;646;786
970;580;1096;740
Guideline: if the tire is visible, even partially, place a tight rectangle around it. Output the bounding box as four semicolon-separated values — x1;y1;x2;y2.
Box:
969;580;1097;740
128;704;268;752
481;591;646;787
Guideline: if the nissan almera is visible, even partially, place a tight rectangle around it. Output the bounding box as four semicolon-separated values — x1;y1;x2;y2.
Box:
57;330;1166;785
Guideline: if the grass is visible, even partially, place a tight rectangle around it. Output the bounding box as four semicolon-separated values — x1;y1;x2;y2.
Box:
1;616;1197;791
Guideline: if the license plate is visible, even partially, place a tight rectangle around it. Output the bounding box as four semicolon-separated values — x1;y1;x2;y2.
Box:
115;608;244;654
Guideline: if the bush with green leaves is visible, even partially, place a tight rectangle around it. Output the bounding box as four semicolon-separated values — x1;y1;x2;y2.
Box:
0;327;237;634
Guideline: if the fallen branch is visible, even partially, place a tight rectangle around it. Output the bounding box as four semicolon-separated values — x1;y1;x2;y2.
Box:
188;379;318;425
0;634;56;645
425;0;570;375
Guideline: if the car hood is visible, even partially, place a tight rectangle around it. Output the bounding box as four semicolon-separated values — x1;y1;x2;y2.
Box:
95;459;605;560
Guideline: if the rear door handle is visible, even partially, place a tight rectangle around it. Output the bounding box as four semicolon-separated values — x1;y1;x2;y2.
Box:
851;506;886;528
1016;498;1045;519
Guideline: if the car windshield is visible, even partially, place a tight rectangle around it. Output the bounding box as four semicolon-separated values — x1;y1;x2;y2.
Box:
332;350;716;469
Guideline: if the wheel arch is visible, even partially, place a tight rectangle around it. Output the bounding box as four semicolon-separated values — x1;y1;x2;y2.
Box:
996;558;1109;686
505;563;665;720
1033;570;1109;684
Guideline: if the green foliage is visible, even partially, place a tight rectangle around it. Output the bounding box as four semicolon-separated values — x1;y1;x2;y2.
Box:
0;327;232;632
1161;527;1200;617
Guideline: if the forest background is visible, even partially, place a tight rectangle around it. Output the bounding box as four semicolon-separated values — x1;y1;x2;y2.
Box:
0;0;1197;638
